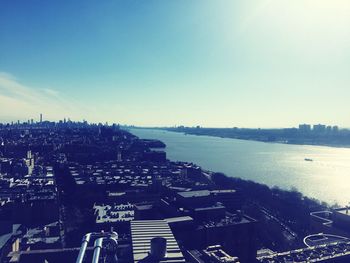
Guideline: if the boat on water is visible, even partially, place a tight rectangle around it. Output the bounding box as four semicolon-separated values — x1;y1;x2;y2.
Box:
304;158;313;162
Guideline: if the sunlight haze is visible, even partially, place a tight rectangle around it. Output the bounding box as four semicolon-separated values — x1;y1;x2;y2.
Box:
0;0;349;127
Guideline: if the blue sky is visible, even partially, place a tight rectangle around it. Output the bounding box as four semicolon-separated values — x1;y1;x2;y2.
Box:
0;0;349;127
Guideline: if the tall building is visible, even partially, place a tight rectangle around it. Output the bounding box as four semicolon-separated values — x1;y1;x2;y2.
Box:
313;124;326;133
40;114;43;123
298;124;311;133
26;150;34;175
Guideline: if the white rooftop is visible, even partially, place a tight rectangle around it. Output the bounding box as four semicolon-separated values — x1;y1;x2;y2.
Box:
131;220;186;263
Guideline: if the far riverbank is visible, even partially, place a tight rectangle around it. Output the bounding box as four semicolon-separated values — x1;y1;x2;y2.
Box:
154;127;350;149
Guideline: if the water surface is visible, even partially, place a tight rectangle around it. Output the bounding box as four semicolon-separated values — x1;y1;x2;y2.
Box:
130;128;350;205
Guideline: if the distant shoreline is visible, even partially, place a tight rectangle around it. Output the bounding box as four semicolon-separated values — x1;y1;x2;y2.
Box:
154;128;350;149
185;133;350;149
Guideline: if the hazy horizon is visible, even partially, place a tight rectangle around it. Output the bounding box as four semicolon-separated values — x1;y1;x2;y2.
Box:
1;117;348;131
1;1;350;127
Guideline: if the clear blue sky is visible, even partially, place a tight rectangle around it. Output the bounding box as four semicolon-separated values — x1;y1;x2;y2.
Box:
0;0;349;127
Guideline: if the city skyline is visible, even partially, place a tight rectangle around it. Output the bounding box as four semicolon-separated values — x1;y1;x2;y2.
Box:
1;0;350;127
1;113;347;130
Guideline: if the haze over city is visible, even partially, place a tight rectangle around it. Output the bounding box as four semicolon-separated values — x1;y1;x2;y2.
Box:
1;0;350;127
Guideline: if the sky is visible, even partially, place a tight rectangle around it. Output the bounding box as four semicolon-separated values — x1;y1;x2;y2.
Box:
0;0;349;128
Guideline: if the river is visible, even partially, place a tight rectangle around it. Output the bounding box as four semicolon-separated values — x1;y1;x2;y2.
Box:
130;128;350;206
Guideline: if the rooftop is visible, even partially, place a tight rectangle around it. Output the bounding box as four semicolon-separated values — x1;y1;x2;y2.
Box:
257;241;350;263
336;208;350;216
204;245;240;263
94;203;134;223
177;190;211;198
165;216;194;225
211;189;236;194
304;233;349;247
130;220;185;263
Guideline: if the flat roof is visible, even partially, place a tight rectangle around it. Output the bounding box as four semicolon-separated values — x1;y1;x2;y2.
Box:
194;205;225;212
304;233;349;247
211;189;236;194
131;220;185;263
336;208;350;216
178;190;210;198
257;241;350;262
165;216;193;224
94;204;134;223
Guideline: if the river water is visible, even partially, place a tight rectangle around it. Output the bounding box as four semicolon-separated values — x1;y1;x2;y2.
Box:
130;128;350;206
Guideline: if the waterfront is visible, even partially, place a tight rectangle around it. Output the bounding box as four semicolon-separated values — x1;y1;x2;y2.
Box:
130;128;350;206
